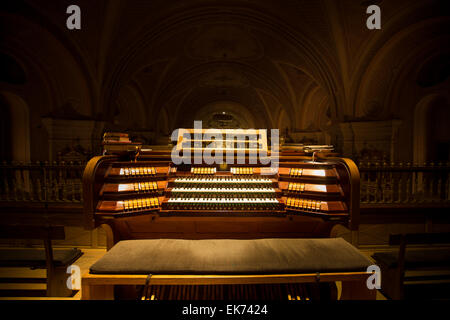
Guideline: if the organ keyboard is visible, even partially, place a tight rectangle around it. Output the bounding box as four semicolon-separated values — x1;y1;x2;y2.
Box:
83;129;360;247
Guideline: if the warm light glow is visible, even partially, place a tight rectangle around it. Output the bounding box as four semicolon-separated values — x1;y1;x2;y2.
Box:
309;170;326;177
315;185;327;192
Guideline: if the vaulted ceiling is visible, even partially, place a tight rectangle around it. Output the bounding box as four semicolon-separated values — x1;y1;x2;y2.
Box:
1;0;449;139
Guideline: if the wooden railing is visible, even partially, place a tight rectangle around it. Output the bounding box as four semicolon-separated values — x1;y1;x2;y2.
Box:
1;160;449;206
359;161;450;204
0;161;85;203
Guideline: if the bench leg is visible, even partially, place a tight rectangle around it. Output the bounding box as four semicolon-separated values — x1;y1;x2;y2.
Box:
340;280;377;300
44;239;74;297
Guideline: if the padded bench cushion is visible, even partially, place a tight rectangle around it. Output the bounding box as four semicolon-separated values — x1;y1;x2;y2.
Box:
0;248;83;268
90;238;372;275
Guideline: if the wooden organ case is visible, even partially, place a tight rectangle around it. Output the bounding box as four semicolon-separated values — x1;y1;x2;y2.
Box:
83;129;360;249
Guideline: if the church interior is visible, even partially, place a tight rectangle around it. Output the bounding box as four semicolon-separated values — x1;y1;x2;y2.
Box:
0;0;449;302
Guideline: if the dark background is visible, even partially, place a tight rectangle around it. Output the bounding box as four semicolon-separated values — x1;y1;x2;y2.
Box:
0;0;449;164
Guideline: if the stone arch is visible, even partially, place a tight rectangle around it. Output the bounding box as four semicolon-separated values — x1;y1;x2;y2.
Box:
0;97;12;161
274;61;332;130
413;94;450;164
355;17;450;119
276;109;290;131
0;10;95;117
277;108;295;143
0;92;30;162
416;52;450;88
102;6;338;119
156;61;291;128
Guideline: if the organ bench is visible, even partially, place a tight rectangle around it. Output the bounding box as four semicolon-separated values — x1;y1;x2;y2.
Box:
81;238;376;300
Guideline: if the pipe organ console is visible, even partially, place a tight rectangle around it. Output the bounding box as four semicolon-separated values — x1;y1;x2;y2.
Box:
83;129;360;248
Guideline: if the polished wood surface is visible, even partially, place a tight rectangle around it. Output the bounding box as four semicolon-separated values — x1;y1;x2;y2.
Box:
82;147;360;245
81;146;365;300
81;271;376;300
0;225;76;297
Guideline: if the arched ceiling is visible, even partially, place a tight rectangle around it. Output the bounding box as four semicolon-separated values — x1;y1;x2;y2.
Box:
1;0;449;137
93;0;343;131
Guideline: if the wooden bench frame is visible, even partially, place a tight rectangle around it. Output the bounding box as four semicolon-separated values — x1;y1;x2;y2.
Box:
82;271;376;300
376;232;450;300
0;225;79;297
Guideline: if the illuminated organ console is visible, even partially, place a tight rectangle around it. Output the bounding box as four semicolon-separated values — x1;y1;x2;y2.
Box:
83;129;360;248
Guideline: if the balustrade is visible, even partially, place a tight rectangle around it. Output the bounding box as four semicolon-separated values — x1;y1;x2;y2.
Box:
359;161;450;204
1;160;449;206
0;161;85;203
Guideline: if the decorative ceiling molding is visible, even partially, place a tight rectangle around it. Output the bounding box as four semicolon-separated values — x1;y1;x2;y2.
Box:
186;23;264;61
101;6;336;112
197;67;250;89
